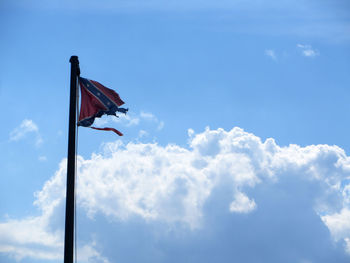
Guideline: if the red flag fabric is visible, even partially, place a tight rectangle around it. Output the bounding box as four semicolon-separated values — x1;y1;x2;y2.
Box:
77;77;128;135
90;127;123;136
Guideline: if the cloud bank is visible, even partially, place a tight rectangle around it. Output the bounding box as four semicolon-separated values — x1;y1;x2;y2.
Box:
1;127;350;262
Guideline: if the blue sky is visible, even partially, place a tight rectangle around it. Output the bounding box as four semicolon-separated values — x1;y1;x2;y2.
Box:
1;0;350;262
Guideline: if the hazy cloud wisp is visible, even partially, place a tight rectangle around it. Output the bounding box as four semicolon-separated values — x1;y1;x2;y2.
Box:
265;49;277;61
297;44;320;57
9;119;43;146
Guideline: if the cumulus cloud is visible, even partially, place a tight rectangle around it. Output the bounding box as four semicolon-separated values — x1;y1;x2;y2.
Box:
322;208;350;252
1;127;350;262
229;191;256;213
0;162;65;261
9;119;43;146
297;44;320;57
0;161;109;263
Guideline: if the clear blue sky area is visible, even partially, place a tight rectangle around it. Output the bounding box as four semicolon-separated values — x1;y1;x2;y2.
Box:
1;1;350;262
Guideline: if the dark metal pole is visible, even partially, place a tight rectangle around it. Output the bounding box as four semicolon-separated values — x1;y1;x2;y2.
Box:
64;56;80;263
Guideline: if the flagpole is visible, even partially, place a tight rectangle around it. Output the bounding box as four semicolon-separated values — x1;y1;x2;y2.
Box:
64;56;80;263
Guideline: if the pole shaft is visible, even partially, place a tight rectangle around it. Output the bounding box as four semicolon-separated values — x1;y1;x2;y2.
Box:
64;56;80;263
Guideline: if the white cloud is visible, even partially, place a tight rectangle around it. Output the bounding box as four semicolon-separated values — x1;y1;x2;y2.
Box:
0;161;65;261
138;129;149;138
265;49;277;60
188;128;195;137
10;119;38;140
94;114;139;127
321;208;350;251
229;192;256;213
140;111;157;121
140;111;164;131
93;117;109;126
76;241;110;263
297;44;319;57
157;121;165;131
9;119;43;146
93;111;164;134
0;217;62;261
0;160;109;263
123;114;140;126
38;156;47;162
346;238;350;254
1;126;350;261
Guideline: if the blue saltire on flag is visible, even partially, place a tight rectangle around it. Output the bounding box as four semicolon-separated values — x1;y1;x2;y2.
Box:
78;77;128;136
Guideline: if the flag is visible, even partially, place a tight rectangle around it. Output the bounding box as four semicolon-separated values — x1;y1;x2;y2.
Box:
78;77;128;135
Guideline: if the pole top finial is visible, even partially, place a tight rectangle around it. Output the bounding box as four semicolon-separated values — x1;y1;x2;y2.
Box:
69;56;79;64
69;56;80;76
